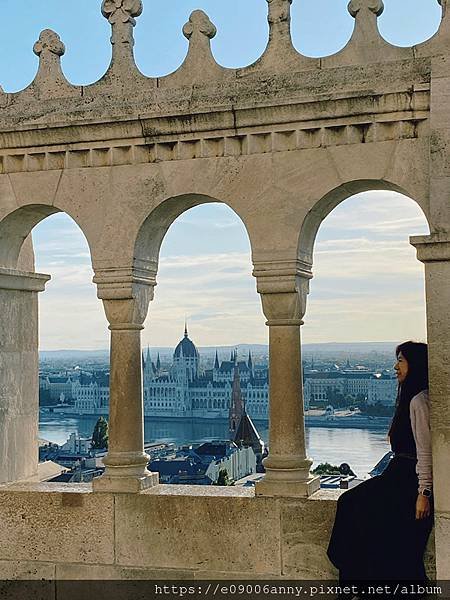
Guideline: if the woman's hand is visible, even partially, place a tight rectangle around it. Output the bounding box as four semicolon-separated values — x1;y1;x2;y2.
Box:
416;494;431;519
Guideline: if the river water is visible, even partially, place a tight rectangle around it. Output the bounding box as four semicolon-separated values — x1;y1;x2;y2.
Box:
39;414;391;477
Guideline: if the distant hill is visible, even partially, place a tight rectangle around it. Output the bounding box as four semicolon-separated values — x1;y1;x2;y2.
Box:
39;341;398;361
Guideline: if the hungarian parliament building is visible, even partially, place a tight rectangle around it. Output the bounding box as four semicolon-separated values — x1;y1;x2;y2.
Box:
71;326;270;420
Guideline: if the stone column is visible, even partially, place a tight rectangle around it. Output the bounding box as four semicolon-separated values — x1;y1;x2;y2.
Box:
411;233;450;578
0;268;50;484
92;266;159;493
254;261;320;497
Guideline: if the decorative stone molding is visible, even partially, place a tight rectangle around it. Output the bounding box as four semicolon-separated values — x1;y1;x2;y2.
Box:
256;0;306;73
33;30;65;58
0;268;50;293
348;0;384;18
101;0;143;67
28;29;73;96
438;0;447;18
93;265;156;329
183;10;216;41
101;0;143;26
410;233;450;263
93;266;156;298
253;260;312;325
0;116;426;175
173;10;223;82
267;0;293;25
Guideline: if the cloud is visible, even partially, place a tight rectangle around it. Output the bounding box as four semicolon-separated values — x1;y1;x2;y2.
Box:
33;192;428;349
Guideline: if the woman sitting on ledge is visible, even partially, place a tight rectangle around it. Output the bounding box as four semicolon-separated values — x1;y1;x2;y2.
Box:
327;341;433;585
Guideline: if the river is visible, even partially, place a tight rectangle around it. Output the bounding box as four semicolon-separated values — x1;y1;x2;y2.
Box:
39;414;391;477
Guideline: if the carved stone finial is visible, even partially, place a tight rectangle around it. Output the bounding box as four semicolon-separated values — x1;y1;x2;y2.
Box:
348;0;384;17
101;0;143;70
101;0;143;25
33;30;65;58
267;0;293;25
183;10;217;41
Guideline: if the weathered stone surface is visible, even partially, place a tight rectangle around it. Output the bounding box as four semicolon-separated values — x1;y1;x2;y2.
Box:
0;488;114;564
434;511;450;578
115;493;281;574
0;559;55;579
55;563;193;580
281;498;337;578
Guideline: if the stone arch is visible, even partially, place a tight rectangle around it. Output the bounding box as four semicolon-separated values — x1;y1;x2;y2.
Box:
0;203;95;271
0;203;98;486
298;179;431;266
133;193;254;273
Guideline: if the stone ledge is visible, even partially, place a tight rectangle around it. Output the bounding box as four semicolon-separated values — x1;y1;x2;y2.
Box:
0;482;93;494
0;481;343;501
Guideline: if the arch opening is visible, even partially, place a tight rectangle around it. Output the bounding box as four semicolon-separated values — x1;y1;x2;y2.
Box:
0;207;105;485
299;186;430;479
137;199;268;477
298;180;430;267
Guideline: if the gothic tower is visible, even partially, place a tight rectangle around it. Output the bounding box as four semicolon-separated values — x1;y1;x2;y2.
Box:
228;353;245;438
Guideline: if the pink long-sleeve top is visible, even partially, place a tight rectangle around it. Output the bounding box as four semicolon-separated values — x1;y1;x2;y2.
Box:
409;390;433;493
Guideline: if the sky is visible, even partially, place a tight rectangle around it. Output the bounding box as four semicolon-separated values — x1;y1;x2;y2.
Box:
2;0;438;350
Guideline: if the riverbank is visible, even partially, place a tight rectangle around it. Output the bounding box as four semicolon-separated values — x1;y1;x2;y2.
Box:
39;408;391;430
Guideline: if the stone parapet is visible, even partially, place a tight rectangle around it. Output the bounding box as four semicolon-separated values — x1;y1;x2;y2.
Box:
0;484;435;580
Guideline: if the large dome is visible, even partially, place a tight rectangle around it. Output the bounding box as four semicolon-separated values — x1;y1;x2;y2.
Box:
174;326;199;359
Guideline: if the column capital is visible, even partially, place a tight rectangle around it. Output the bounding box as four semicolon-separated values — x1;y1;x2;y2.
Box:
0;268;50;292
410;233;450;263
93;262;157;329
253;259;312;325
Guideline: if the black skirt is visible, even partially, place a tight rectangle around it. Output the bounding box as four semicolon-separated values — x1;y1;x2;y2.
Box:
327;456;433;582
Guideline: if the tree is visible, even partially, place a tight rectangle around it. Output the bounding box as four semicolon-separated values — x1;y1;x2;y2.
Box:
312;462;355;477
91;416;109;450
215;468;232;486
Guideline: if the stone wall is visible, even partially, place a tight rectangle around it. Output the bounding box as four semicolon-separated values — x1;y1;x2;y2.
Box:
0;483;435;580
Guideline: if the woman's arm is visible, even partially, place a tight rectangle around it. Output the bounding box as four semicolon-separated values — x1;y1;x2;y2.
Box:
410;391;433;494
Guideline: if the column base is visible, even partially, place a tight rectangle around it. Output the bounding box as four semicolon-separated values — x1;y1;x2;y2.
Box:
255;474;320;498
93;470;159;493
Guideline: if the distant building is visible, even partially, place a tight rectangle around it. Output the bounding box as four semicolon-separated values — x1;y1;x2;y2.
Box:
303;370;396;407
149;440;256;485
229;356;266;471
72;325;271;419
60;432;92;455
41;374;75;402
367;373;398;406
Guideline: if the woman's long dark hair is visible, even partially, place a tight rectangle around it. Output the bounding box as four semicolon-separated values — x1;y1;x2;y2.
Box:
388;341;429;436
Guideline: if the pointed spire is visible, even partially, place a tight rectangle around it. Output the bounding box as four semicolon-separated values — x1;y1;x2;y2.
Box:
33;29;65;61
32;30;72;95
267;0;293;38
156;352;161;371
347;0;384;45
184;320;189;338
229;357;245;440
102;0;143;71
182;10;218;69
248;350;253;369
214;350;220;370
230;350;233;362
